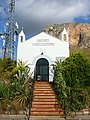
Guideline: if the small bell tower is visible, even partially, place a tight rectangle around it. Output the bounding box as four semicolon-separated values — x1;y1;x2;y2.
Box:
18;27;26;43
62;25;69;41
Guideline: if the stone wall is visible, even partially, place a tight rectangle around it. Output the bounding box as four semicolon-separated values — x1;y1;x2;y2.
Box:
0;115;90;120
0;115;26;120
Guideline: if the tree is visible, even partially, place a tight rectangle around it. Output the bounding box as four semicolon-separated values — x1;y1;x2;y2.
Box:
53;60;67;119
53;60;67;101
63;52;90;87
62;52;90;115
53;53;90;119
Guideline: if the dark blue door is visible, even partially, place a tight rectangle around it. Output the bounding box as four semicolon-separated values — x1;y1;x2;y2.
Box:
36;58;49;81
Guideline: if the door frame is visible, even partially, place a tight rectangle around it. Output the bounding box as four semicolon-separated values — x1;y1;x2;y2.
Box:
35;58;49;81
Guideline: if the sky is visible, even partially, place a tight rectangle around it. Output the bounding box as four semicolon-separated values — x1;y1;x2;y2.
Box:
15;0;90;36
0;0;90;56
0;0;90;36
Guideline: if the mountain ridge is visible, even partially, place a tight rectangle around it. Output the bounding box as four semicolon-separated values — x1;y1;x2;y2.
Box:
44;23;90;48
44;23;90;60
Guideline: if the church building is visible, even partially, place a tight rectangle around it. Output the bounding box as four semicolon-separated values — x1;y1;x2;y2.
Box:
17;27;69;82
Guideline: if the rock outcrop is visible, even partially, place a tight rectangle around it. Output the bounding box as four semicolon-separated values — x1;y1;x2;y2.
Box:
44;23;90;48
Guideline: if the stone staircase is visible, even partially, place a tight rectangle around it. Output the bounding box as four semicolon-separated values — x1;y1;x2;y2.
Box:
30;81;64;116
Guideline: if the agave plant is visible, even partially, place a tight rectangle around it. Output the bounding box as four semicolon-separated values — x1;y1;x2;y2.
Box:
11;60;34;120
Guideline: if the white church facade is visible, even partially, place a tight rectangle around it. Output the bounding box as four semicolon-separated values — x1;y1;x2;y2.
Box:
17;27;69;82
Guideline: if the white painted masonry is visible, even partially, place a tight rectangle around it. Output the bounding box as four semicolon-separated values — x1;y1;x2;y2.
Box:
17;27;69;82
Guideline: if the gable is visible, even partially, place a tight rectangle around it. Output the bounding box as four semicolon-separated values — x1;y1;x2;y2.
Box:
17;31;69;68
22;32;68;46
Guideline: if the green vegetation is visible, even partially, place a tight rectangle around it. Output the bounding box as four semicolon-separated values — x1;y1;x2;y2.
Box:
0;57;16;83
0;52;90;120
53;52;90;119
70;46;90;61
0;58;33;120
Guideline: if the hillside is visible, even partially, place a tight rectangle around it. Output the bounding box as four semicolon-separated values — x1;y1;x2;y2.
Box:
44;23;90;60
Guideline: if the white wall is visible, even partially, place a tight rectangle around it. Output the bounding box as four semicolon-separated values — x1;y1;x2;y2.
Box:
17;32;69;82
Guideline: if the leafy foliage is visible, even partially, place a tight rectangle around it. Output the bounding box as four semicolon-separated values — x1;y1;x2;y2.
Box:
53;60;67;105
63;52;90;87
53;53;90;118
0;57;16;83
0;59;33;116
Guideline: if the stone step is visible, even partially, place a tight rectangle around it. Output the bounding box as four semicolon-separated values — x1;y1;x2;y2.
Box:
32;101;58;105
34;86;53;90
31;108;63;112
34;83;51;86
34;83;52;86
33;95;56;99
30;116;65;120
33;93;55;96
31;107;61;111
33;90;54;94
30;111;64;116
31;104;61;108
35;81;49;84
31;81;64;117
34;87;52;89
34;88;52;91
33;98;57;102
35;86;51;87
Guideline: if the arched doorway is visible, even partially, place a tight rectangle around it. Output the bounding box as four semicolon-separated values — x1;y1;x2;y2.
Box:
35;58;49;81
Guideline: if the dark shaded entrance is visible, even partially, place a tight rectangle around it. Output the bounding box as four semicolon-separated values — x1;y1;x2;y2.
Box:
35;58;49;81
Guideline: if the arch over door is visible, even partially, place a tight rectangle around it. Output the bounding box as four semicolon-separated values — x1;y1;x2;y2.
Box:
35;58;49;81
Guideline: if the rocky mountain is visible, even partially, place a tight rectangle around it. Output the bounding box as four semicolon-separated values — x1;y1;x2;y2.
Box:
44;23;90;48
